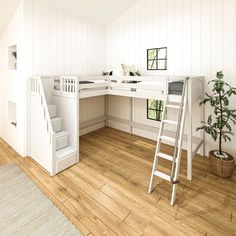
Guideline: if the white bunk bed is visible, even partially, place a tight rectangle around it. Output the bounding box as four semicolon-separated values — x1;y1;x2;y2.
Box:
78;75;205;181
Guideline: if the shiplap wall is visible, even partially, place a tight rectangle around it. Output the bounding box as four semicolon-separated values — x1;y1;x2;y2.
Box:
23;0;106;75
21;0;107;150
106;0;236;157
0;4;22;154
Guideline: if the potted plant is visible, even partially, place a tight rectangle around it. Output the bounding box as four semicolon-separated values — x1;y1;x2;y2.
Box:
197;71;236;178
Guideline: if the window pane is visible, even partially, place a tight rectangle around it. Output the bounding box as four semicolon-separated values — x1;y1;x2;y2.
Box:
147;100;165;121
148;49;157;60
157;60;167;70
148;109;157;120
148;60;157;70
156;111;162;121
158;48;167;59
148;99;156;109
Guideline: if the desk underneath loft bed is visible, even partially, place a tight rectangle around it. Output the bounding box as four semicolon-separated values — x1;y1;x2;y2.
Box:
77;75;205;181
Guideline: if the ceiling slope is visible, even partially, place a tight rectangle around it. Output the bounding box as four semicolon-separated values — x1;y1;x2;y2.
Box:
0;0;138;35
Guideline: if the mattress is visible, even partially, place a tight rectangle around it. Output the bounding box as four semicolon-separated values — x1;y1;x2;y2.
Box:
168;81;184;95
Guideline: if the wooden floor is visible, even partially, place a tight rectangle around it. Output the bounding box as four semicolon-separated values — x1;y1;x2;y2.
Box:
0;127;236;235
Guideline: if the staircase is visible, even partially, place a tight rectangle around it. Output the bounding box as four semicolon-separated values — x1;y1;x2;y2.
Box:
29;76;78;176
48;104;76;159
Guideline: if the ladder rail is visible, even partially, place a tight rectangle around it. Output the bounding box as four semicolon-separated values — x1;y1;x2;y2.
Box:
171;91;188;205
170;78;188;181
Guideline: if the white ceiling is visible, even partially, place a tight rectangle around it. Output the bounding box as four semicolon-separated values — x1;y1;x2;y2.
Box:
0;0;21;36
0;0;138;35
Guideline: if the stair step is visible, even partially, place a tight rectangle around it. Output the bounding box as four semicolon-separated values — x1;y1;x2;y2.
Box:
56;146;76;159
55;131;69;151
154;170;171;182
157;152;175;162
160;135;176;143
166;104;180;109
163;120;178;125
48;105;57;118
51;117;62;132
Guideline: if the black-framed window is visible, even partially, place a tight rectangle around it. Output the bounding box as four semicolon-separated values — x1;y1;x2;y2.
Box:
147;47;167;70
147;99;164;121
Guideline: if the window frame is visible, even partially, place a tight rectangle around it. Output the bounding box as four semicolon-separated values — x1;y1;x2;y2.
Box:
147;47;167;71
147;99;165;121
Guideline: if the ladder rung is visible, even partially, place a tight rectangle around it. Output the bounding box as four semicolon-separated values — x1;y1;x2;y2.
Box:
160;135;176;143
153;170;179;184
154;171;171;182
166;104;180;109
163;120;178;125
157;152;174;162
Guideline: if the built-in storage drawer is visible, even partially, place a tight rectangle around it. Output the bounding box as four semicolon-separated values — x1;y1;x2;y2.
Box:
51;117;62;132
48;105;57;118
56;152;77;173
55;131;69;150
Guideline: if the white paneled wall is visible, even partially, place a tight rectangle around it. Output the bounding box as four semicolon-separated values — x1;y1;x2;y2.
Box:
23;0;105;76
0;3;23;155
0;0;106;155
22;0;107;143
79;96;106;135
106;0;236;157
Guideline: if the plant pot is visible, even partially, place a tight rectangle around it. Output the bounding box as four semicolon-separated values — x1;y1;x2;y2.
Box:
209;150;235;178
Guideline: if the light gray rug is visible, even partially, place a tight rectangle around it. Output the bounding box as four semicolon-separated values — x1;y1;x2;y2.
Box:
0;164;81;236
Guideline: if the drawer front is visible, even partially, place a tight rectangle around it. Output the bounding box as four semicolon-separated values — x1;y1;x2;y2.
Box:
48;106;56;118
52;119;62;132
56;135;68;150
56;153;77;173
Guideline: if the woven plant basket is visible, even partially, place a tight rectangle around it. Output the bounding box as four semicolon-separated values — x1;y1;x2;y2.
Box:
209;150;235;178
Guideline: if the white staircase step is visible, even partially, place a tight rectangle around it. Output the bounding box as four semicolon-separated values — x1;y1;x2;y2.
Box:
154;170;171;182
157;152;175;162
163;120;178;125
51;117;62;132
166;104;180;109
160;135;176;143
55;131;69;151
48;105;57;118
56;146;76;159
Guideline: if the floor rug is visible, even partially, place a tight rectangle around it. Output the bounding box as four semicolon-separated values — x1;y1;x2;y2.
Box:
0;164;81;235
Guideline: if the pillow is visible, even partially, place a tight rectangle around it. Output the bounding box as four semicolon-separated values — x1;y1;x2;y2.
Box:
113;67;123;76
121;64;136;76
121;64;141;76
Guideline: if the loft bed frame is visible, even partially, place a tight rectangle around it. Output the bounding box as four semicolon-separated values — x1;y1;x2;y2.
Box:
77;75;205;181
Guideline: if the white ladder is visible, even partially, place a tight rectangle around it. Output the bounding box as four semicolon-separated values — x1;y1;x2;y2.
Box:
148;79;188;206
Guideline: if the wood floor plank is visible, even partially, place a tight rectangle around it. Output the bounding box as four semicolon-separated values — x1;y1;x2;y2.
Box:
63;169;130;221
54;171;138;235
0;127;236;235
64;197;116;236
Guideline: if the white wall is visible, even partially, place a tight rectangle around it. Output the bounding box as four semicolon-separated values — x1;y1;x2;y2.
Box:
106;0;236;158
0;0;106;156
0;3;23;154
23;0;105;76
22;0;107;143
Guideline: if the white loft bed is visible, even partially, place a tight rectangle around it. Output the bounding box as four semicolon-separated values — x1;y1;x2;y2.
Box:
78;75;205;181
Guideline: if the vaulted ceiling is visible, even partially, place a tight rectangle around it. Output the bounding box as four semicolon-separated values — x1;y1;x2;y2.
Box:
0;0;138;36
0;0;21;36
